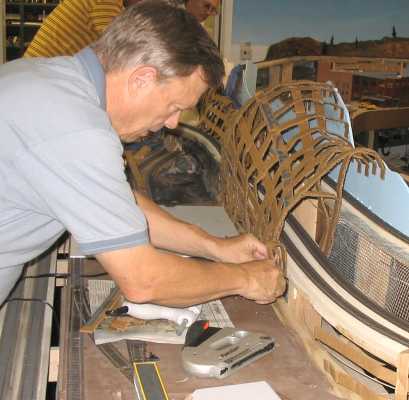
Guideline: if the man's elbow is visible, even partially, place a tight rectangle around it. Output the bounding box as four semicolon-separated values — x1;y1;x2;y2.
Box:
120;280;156;304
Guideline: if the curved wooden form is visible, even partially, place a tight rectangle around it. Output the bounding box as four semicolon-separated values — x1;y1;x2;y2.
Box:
276;196;409;400
198;80;409;400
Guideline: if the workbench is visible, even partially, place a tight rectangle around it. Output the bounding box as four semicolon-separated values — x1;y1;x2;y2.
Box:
55;258;339;400
56;206;341;400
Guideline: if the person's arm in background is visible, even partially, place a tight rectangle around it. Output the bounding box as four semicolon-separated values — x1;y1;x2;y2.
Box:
89;0;124;35
89;0;144;35
96;191;286;307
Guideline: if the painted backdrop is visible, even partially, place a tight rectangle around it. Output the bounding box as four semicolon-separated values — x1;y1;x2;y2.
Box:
231;0;409;62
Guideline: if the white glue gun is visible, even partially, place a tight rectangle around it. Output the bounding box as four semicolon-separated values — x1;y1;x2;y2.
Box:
115;302;202;335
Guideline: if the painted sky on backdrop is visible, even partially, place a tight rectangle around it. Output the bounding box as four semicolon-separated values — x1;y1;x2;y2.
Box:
232;0;409;45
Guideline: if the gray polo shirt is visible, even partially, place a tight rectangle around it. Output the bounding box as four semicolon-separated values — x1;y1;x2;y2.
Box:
0;48;149;270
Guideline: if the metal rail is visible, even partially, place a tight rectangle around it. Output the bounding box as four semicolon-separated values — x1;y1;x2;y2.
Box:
63;258;85;400
0;252;56;400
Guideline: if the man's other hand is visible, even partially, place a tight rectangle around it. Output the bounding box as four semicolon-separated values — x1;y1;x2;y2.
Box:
210;233;268;263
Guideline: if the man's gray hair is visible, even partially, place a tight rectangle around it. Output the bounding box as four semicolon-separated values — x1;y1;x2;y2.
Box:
91;1;224;88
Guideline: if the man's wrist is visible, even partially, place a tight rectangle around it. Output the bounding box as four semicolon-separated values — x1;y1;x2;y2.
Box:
201;234;223;261
212;261;250;298
236;263;251;297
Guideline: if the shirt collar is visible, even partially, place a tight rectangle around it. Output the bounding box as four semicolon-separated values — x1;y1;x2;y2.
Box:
75;47;106;110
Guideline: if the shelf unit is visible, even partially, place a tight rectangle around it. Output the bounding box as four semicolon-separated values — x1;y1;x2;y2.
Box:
1;2;5;63
5;1;60;61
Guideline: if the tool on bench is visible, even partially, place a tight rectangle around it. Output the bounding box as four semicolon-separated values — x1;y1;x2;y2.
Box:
107;301;202;336
182;320;275;379
80;286;121;333
79;281;171;399
80;284;201;336
132;360;169;400
126;340;169;400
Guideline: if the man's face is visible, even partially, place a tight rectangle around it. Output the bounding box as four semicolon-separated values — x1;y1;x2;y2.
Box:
107;67;208;143
186;0;220;23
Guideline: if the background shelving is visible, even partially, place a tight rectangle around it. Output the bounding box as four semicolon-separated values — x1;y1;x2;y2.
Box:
5;1;60;61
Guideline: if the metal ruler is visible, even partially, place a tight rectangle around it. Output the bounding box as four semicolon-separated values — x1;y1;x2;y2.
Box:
132;361;169;400
127;340;170;400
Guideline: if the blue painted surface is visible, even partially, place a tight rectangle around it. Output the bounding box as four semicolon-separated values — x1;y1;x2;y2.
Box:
329;163;409;237
240;73;409;235
328;89;409;237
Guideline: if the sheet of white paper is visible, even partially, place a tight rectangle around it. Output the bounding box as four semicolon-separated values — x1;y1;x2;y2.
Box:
192;381;281;400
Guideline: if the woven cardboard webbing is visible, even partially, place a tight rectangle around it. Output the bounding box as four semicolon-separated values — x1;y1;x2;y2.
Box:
198;88;235;142
200;81;385;256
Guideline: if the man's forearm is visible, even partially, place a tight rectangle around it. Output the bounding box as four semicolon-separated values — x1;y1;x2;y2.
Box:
97;244;248;307
134;191;219;259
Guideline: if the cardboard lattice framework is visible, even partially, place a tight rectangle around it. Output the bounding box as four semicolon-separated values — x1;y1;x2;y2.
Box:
200;81;385;257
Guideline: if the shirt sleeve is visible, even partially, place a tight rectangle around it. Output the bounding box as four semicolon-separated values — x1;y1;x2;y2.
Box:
16;129;149;255
89;0;123;35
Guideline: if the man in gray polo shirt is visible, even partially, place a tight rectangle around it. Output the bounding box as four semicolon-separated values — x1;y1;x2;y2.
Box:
0;2;285;307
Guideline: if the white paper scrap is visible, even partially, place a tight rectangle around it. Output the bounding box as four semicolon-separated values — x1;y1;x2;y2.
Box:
192;381;281;400
198;299;234;328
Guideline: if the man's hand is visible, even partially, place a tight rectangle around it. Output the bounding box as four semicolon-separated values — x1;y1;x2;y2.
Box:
239;259;287;304
97;242;287;307
209;233;268;263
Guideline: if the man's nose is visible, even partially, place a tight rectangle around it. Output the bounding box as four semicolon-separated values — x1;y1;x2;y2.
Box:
205;2;218;16
208;6;217;16
164;111;181;129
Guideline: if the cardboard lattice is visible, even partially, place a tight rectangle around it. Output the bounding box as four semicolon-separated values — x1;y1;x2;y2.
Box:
200;81;385;257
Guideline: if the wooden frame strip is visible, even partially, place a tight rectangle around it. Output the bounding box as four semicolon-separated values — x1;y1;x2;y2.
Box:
314;326;397;385
323;359;390;400
395;349;409;400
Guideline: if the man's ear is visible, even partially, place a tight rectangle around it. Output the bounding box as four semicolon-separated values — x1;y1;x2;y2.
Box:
128;66;158;96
